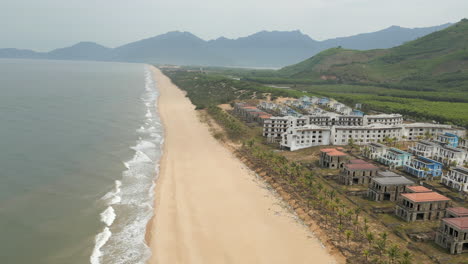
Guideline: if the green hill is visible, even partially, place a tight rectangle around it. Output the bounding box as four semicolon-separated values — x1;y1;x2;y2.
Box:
279;18;468;91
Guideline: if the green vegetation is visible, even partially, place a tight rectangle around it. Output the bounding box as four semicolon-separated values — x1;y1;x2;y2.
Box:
195;19;468;128
206;106;247;140
162;69;310;109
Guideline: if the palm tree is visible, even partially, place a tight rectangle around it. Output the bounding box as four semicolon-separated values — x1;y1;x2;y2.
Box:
345;230;353;245
362;249;370;263
387;244;401;264
399;250;412;264
366;232;375;250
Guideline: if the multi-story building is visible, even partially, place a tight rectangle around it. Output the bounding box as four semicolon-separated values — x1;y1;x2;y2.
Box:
263;116;307;143
401;123;454;141
434;145;468;166
364;142;388;160
436;133;459;148
368;176;414;202
408;140;440;158
395;192;450;222
441;167;468;193
333;125;401;146
435;216;468;254
404;156;443;178
319;148;348;169
364;114;403;126
377;148;412;168
339;160;379;185
280;125;331;151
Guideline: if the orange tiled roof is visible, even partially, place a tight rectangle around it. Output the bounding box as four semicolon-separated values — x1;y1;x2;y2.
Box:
327;150;347;156
345;163;378;170
406;186;432;193
321;148;336;152
401;192;450;203
349;159;368;164
443;217;468;230
447;207;468;217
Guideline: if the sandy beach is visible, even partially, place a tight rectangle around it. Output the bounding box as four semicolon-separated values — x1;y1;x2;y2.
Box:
146;66;337;264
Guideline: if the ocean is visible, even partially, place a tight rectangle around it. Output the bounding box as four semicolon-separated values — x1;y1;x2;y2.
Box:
0;59;163;264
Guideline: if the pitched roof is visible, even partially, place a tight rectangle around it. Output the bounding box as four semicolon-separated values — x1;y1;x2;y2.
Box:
401;192;450;203
406;186;432;193
345;163;378;170
348;159;368;164
327;150;347;157
443;217;468;230
447;207;468;217
321;148;336;152
377;171;400;177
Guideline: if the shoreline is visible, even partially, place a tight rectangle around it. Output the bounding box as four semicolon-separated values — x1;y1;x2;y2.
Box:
145;66;340;264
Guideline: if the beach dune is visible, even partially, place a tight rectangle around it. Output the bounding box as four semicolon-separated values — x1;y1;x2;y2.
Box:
146;66;337;264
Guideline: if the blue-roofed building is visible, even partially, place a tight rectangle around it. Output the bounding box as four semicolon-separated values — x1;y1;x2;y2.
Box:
377;148;412;168
318;97;330;105
404;156;443;178
351;110;364;116
436;132;459;148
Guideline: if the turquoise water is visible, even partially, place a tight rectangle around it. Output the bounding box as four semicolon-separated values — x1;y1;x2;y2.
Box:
0;59;162;264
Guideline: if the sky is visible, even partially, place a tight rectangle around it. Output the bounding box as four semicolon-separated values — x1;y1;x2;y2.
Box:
2;0;467;51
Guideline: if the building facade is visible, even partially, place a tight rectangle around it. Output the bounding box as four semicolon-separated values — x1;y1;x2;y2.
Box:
435;217;468;254
441;167;468;193
368;176;414;202
377;148;412;168
339;161;379;185
395;192;450;222
404;156;443;178
319;148;348;169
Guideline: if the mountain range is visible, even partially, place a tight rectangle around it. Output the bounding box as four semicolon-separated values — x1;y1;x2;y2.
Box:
0;23;452;67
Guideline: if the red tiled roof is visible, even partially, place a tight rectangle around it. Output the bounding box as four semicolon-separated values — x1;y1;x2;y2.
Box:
406;186;432;193
336;147;345;151
258;115;272;119
327;150;347;157
447;207;468;217
349;159;368;164
321;148;347;156
320;148;336;153
345;163;378;170
401;192;450;203
443;217;468;230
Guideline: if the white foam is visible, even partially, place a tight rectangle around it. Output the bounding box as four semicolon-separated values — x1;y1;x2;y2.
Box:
100;206;116;226
90;65;162;264
90;227;112;264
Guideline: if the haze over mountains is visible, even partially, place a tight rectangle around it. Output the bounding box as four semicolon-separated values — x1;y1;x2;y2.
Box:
0;23;452;67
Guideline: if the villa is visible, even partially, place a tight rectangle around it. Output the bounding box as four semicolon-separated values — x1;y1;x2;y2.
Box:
404;156;443;178
408;140;439;158
377;148;412;168
364;142;388;160
435;216;468;254
395;192;451;222
368;176;414;202
434;145;467;167
319;148;348;169
436;132;459;148
441;167;468;193
339;160;379;185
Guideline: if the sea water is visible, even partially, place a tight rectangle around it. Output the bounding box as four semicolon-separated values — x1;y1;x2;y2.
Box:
0;59;162;264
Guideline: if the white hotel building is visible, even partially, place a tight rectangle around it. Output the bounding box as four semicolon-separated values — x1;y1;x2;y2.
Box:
264;113;464;151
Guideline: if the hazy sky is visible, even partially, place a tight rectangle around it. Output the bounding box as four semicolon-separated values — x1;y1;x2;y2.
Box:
2;0;467;51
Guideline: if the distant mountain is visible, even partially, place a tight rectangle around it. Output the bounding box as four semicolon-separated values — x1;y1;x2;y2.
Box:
47;42;111;61
319;23;452;50
0;23;453;67
279;19;468;90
